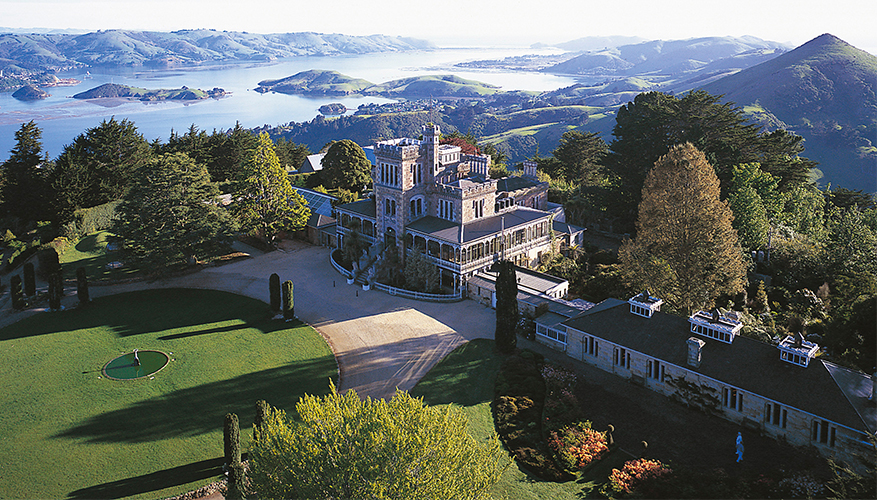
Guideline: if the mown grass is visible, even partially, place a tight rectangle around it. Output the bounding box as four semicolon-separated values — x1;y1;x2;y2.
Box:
60;230;139;282
0;288;337;500
411;339;621;499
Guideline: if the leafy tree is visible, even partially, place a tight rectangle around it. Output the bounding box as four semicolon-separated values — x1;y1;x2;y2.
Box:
49;117;151;217
274;137;310;171
207;122;258;183
115;152;236;272
480;141;507;169
320;139;372;193
619;143;746;314
282;280;294;320
778;184;827;241
550;130;608;185
269;273;281;312
76;266;89;305
403;250;439;293
233;133;310;247
728;166;770;252
224;412;241;467
441;130;479;155
494;260;518;353
248;383;506;500
1;121;49;221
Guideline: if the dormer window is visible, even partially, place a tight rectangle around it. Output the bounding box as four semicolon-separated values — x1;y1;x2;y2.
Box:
778;333;819;367
688;309;742;344
628;291;662;318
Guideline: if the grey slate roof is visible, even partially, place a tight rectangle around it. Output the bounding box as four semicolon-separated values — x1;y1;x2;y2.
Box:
496;176;541;193
337;199;377;219
407;207;551;244
562;300;875;434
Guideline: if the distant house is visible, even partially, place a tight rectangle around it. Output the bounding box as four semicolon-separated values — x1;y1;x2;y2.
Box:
540;292;876;468
298;153;325;174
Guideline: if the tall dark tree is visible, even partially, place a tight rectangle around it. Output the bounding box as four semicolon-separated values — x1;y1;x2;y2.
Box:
1;121;49;221
282;280;294;320
208;122;258;183
47;271;63;311
494;260;518;353
23;262;35;297
269;273;281;312
274;137;310;171
605;90;813;229
50;117;152;221
76;266;90;305
619;143;746;314
10;275;24;310
115;152;236;272
224;412;242;467
320;139;372;193
254;399;269;440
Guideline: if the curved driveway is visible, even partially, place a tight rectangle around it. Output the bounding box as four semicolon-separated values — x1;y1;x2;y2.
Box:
4;242;496;400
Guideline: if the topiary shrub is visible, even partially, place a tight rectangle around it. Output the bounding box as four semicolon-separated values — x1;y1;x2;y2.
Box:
269;273;281;313
282;280;294;320
47;272;63;311
10;275;24;310
23;262;35;296
224;412;241;467
76;267;89;305
226;462;246;500
37;247;60;280
254;399;269;440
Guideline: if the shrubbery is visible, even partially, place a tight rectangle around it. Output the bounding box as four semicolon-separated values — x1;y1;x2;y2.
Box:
61;200;121;242
548;421;608;472
608;458;672;495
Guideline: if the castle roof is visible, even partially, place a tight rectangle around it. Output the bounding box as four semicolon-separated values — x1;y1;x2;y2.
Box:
406;207;550;244
563;300;876;434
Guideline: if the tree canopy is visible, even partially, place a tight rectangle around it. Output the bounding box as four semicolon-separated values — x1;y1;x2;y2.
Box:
1;121;49;221
494;260;519;353
232;132;310;247
320;139;372;193
248;383;507;500
548;129;608;185
115;152;235;272
619;143;746;314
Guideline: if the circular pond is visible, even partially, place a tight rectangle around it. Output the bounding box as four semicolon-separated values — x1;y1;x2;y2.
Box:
102;350;169;380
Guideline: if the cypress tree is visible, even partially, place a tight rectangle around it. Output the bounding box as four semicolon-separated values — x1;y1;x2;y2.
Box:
282;280;294;320
76;267;90;305
254;400;269;441
226;462;246;500
23;262;35;296
48;271;63;310
224;412;241;467
494;260;518;353
269;273;281;312
10;275;24;310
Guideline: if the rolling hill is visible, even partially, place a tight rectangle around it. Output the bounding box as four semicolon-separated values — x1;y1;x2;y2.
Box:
256;70;374;96
701;33;877;190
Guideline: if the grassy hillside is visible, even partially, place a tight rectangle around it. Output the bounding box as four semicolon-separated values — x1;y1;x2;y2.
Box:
365;75;501;98
701;33;877;190
72;82;224;100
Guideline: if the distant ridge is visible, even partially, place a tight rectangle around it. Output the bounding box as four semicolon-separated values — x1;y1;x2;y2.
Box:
701;33;877;190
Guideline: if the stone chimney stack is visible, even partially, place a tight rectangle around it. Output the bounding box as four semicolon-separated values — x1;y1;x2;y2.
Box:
687;337;705;368
523;160;538;179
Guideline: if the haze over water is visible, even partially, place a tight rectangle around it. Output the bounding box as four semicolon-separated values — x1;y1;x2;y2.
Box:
0;48;577;160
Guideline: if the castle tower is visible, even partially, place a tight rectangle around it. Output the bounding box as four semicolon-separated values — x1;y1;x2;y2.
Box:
422;123;440;183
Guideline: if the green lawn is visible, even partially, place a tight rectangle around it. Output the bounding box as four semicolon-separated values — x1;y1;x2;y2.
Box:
60;231;139;282
0;289;337;499
411;339;622;499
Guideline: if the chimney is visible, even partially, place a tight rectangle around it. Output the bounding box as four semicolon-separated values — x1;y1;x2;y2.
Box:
522;160;538;179
687;337;705;368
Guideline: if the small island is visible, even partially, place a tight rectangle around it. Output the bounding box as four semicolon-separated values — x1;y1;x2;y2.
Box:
12;85;51;101
73;83;228;101
319;103;348;115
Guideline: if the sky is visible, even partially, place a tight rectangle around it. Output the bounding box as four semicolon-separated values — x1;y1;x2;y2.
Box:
2;0;876;54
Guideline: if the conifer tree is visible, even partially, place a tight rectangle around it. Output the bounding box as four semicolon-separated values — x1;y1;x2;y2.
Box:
1;121;49;221
76;267;90;305
282;280;294;320
224;412;241;467
10;275;24;310
269;273;281;312
47;271;63;311
619;143;745;314
23;262;35;296
494;260;518;353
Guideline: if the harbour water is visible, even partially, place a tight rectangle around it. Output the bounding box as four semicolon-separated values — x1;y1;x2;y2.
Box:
0;47;578;159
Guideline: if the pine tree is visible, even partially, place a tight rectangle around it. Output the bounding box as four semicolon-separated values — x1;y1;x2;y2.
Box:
619;143;746;314
494;260;518;353
1;121;48;221
23;262;35;296
76;267;89;305
224;412;241;467
254;399;269;440
282;280;294;320
269;273;281;312
233;133;310;247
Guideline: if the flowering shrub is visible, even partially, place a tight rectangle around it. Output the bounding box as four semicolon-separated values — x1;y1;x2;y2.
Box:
609;458;672;494
548;421;608;471
541;363;584;431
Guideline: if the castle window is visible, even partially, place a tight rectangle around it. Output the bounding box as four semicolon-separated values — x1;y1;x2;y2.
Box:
648;360;664;381
723;387;744;412
812;419;837;447
613;347;630;369
765;402;788;429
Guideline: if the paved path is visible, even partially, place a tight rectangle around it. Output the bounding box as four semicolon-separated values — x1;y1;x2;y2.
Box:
0;241;496;400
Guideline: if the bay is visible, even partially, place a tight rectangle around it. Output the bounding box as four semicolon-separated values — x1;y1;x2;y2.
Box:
0;48;577;160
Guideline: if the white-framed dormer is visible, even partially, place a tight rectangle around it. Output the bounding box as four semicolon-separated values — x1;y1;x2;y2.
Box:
628;291;663;318
778;333;819;367
688;309;743;344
